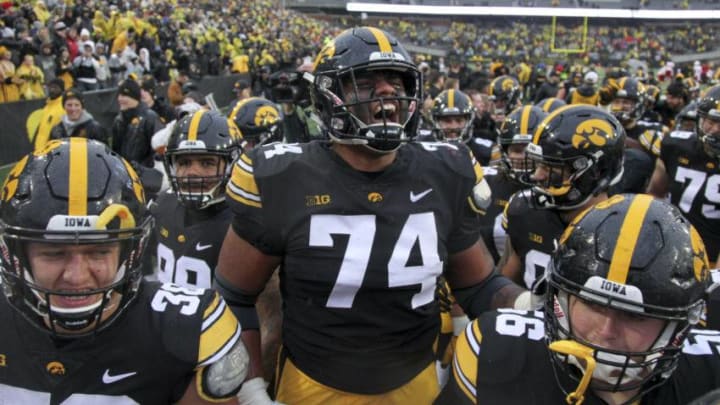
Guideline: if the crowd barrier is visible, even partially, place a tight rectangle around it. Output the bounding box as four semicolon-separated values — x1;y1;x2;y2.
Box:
0;74;248;166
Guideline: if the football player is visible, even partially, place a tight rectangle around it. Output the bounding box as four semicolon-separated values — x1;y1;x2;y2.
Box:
0;138;247;404
427;88;498;166
608;77;666;158
499;105;625;291
479;105;546;263
647;84;720;266
150;109;241;289
488;75;523;127
437;194;719;404
215;27;526;404
227;97;284;150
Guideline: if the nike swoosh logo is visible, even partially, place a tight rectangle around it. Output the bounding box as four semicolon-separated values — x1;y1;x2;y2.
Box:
196;242;213;251
410;188;433;203
102;370;137;384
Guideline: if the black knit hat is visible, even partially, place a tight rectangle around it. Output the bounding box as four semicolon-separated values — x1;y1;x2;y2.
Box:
118;79;141;101
62;88;84;107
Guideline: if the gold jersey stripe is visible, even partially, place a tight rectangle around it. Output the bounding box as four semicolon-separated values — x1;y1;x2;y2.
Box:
607;194;653;283
68;138;88;215
453;321;482;404
198;299;241;365
187;109;207;141
366;27;392;53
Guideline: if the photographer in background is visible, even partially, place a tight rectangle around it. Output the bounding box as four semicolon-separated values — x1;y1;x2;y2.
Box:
268;69;323;143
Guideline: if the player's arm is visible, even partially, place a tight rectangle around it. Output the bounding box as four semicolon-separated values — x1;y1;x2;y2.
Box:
215;227;281;381
646;158;669;198
498;237;522;285
445;239;526;317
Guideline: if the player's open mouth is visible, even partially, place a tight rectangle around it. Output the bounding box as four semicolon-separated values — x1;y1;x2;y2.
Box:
372;102;399;122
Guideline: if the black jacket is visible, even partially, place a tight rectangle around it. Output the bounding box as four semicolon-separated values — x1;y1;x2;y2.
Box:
111;103;163;167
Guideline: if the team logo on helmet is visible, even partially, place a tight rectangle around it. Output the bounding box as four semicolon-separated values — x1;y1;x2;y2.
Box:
571;118;616;149
502;78;515;92
690;227;709;282
254;105;280;127
313;42;336;72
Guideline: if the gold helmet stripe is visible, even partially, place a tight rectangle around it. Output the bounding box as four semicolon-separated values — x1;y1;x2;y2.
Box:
366;27;392;53
520;105;532;136
68;138;88;216
541;98;554;112
187;109;207;142
618;76;628;91
448;89;455;109
532;104;576;144
607;194;654;284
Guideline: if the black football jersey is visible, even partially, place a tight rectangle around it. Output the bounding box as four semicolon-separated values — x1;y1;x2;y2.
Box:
436;310;720;405
501;190;566;289
0;282;241;404
478;166;523;263
226;140;485;394
150;192;233;288
660;130;720;261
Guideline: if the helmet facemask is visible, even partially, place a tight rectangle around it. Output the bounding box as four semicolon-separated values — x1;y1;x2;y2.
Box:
522;143;622;210
0;206;151;338
314;65;420;154
164;151;234;210
545;279;700;399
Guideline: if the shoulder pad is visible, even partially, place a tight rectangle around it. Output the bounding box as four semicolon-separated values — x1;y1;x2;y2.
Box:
411;141;480;182
248;142;312;178
473;310;544;385
472;137;494;148
669;130;695;140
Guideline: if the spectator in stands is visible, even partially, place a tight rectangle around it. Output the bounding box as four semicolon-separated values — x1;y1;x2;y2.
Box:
72;43;100;92
566;71;600;105
36;42;57;84
50;88;107;143
112;78;163;168
30;78;65;150
94;43;110;89
140;75;175;124
55;46;74;91
16;54;45;100
0;46;19;103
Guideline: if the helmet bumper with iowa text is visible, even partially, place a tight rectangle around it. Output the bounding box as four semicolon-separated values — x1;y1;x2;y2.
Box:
490;75;522;115
310;26;421;153
546;194;709;397
165;109;241;210
228;97;284;150
523;105;625;210
0;138;152;338
430;89;475;143
610;77;646;125
498;105;547;182
697;85;720;159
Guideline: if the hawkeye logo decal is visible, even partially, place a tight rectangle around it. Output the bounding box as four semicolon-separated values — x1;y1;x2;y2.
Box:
501;78;515;92
571;118;615;150
255;105;280;127
368;192;383;203
0;354;5;367
46;361;66;376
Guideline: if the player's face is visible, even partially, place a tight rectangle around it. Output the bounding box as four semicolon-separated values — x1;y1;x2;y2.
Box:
64;98;83;121
569;296;665;354
701;116;720;138
437;115;467;140
665;94;685;111
529;160;572;192
342;69;406;125
610;98;635;115
507;143;529;171
26;242;122;331
174;154;226;193
491;100;507;124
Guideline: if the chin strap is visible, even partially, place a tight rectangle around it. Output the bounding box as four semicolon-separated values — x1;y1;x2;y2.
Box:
549;340;597;405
